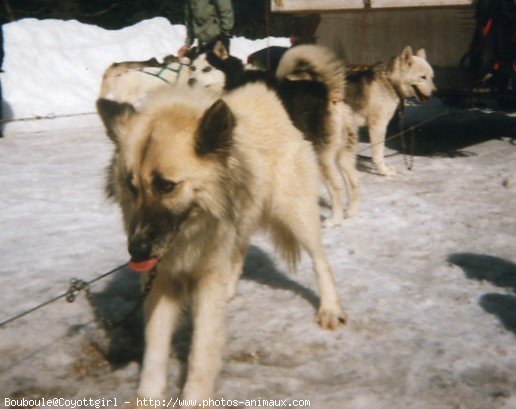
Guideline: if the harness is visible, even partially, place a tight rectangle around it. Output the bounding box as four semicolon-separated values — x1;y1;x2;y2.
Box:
137;61;188;85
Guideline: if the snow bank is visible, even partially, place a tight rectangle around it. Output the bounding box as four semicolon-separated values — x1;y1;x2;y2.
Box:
1;17;289;130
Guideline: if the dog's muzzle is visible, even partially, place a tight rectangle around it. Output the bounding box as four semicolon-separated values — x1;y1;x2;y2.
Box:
128;207;193;262
412;85;430;102
188;78;197;86
128;237;153;262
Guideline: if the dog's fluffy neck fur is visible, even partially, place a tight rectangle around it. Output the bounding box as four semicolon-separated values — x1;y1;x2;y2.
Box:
372;58;407;101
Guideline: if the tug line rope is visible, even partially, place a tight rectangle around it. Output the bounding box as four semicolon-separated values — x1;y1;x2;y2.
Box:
357;109;451;155
0;263;127;328
0;111;97;124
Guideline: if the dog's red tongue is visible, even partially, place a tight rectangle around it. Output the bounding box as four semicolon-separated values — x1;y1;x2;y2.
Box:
129;257;158;273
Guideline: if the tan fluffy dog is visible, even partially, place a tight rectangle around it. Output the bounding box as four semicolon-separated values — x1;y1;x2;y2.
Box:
346;47;436;176
97;83;346;404
99;56;189;104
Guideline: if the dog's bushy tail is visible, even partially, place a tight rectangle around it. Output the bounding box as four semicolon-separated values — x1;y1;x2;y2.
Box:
275;45;345;102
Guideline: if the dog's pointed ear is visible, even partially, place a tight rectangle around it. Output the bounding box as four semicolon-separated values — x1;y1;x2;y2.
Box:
196;99;235;158
416;48;427;60
213;40;229;60
96;98;136;143
401;46;414;67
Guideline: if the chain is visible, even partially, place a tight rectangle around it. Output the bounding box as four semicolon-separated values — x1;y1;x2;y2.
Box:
0;262;157;332
65;268;158;329
0;264;127;329
65;278;90;302
66;277;114;328
397;100;415;171
403;127;415;171
143;269;158;295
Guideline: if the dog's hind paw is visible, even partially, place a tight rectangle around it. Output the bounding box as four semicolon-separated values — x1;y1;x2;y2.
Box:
316;308;347;330
322;216;344;228
346;205;358;219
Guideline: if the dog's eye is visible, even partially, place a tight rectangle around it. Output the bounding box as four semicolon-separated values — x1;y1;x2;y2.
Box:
420;75;427;80
190;66;196;72
202;66;212;73
153;175;177;195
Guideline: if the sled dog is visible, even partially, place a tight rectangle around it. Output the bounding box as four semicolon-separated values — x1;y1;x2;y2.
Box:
97;83;346;403
99;56;189;103
189;41;359;224
99;58;161;98
345;46;436;176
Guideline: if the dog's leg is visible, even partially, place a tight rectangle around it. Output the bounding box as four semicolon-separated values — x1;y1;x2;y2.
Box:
338;123;360;218
226;245;246;300
182;268;228;404
321;101;348;228
278;211;346;330
368;119;396;176
319;147;346;228
307;244;347;330
138;273;184;400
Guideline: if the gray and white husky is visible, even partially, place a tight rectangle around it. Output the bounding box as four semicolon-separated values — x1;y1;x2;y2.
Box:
346;46;436;176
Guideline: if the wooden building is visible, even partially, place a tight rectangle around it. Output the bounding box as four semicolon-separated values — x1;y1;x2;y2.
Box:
271;1;476;89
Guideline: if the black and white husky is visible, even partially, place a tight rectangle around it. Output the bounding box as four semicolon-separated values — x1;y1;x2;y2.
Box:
189;41;359;225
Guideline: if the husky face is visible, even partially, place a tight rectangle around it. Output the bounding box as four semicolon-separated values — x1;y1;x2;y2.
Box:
188;53;226;92
188;40;230;92
97;94;235;262
396;47;436;102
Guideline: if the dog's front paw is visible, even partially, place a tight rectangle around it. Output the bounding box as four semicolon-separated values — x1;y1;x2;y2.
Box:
316;308;347;330
376;163;397;176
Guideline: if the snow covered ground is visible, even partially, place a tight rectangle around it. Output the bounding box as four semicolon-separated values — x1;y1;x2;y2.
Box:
1;18;515;409
1;18;289;131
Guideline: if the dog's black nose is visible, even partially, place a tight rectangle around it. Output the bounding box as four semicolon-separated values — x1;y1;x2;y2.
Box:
128;238;152;262
188;78;197;86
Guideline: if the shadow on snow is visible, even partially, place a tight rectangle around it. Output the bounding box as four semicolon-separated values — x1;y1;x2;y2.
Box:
448;252;516;335
88;245;319;367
